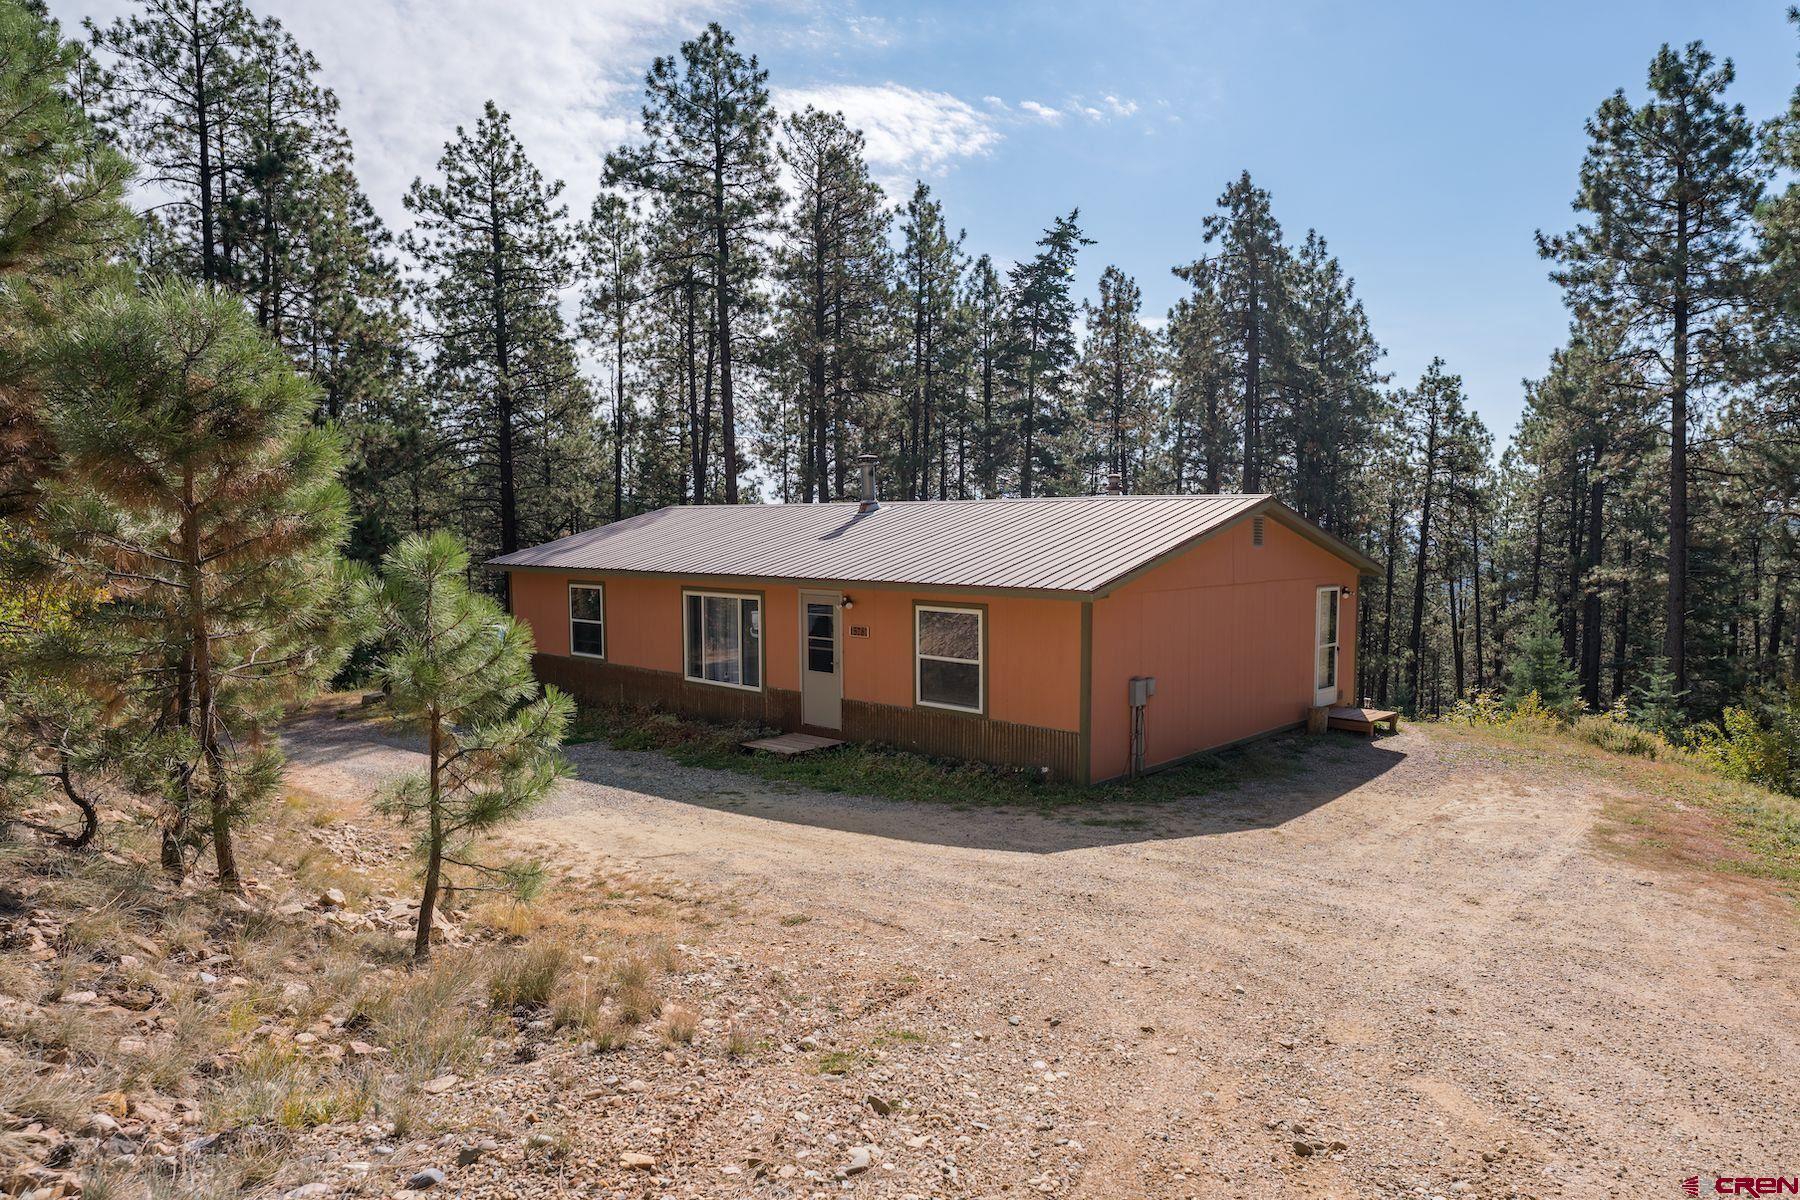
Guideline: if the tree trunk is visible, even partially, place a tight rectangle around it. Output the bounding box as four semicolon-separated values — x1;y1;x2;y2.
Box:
182;470;239;892
712;150;739;504
1405;406;1440;710
1666;192;1690;697
1579;471;1606;709
489;191;516;607
414;715;444;963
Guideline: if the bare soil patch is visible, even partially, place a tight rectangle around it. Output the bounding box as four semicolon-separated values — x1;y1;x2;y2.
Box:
270;713;1800;1199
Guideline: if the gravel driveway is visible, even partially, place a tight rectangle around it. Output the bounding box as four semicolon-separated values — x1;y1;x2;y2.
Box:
283;715;1799;1198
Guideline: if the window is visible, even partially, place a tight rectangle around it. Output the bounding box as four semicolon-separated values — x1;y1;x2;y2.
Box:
916;604;983;713
569;584;605;658
684;591;762;690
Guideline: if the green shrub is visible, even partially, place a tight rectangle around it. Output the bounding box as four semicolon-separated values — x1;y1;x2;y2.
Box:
1571;712;1668;759
1692;704;1797;795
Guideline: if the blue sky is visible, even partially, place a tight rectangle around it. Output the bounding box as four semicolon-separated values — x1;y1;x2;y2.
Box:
54;0;1800;440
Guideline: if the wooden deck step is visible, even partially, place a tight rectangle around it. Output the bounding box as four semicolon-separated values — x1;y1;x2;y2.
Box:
1327;706;1400;736
741;732;846;757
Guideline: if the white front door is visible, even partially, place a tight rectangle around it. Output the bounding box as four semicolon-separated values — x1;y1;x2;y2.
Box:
1314;586;1341;707
800;591;842;730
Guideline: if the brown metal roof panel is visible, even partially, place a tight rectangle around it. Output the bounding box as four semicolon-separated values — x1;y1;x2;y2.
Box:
485;493;1325;593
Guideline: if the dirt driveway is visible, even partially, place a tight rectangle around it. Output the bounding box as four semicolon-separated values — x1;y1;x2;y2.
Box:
283;716;1799;1199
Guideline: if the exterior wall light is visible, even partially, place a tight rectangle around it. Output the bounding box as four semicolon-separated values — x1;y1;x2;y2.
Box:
841;594;854;610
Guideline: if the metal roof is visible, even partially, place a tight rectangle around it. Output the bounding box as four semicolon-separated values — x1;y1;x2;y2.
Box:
487;493;1379;597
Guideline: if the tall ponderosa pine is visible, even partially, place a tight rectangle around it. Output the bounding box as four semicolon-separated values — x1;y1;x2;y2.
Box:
372;532;571;962
773;107;890;502
1285;231;1383;530
1178;171;1291;493
28;283;352;884
87;0;253;284
896;182;961;499
606;23;780;505
1165;262;1236;494
1079;265;1159;493
1004;210;1089;497
579;194;645;522
404;101;589;581
1;0;134;517
1540;41;1763;700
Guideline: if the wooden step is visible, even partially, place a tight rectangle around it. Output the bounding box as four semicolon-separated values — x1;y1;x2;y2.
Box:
1327;707;1400;736
741;732;846;757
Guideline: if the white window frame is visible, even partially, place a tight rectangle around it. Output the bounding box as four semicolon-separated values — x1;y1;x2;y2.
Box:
568;582;606;660
915;603;985;715
1314;585;1340;705
683;589;764;693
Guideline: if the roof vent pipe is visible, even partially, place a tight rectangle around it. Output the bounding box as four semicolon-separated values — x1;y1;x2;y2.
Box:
1106;472;1123;496
857;454;879;512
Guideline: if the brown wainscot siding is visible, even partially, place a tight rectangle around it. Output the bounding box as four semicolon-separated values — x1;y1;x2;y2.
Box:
529;653;801;728
841;699;1080;780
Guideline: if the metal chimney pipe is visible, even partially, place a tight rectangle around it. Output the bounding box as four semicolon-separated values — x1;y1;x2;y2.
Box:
1106;471;1123;495
857;454;879;512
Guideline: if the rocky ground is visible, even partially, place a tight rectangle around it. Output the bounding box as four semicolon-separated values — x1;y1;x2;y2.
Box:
5;710;1795;1200
272;712;1800;1200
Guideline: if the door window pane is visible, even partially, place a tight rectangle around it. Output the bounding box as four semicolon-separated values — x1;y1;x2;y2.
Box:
740;597;760;688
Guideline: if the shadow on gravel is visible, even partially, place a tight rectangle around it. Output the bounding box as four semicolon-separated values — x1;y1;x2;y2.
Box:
283;712;1407;855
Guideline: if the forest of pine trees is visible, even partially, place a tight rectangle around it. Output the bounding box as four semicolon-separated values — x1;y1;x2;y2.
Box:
9;0;1800;763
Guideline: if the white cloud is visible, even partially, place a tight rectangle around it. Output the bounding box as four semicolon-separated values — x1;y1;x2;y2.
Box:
776;83;1002;191
1019;99;1064;124
56;0;722;231
1102;94;1139;117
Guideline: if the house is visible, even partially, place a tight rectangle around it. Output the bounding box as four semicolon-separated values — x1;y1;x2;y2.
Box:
488;462;1378;784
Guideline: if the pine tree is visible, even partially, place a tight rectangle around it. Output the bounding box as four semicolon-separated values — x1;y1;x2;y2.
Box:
965;254;1007;496
1401;358;1468;712
1285;231;1382;530
772;107;890;502
25;281;354;884
87;0;257;285
1;0;134;518
1164;263;1236;494
1539;41;1763;701
1079;266;1160;493
1505;601;1580;713
1178;171;1291;492
605;24;779;505
371;531;571;962
896;182;962;499
403;101;588;580
579;194;645;522
1003;210;1089;497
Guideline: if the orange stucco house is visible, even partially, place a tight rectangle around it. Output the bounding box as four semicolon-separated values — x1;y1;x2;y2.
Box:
490;471;1377;784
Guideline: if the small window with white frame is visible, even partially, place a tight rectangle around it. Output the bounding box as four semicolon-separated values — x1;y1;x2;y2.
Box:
684;590;762;690
569;583;605;658
915;604;984;713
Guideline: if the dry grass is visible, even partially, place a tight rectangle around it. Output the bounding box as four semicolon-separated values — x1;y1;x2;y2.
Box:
0;764;701;1199
660;1001;699;1045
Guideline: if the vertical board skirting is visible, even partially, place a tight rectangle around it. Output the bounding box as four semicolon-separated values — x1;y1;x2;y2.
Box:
531;654;1080;780
841;699;1080;780
531;654;801;728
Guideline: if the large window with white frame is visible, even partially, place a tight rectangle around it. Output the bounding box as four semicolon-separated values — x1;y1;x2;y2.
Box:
684;590;762;690
569;583;605;658
915;604;984;713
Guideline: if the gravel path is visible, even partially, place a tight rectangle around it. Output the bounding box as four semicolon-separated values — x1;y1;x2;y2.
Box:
283;715;1799;1199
